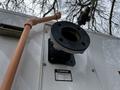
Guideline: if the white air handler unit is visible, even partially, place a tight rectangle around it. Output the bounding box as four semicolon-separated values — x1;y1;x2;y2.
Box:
0;9;120;90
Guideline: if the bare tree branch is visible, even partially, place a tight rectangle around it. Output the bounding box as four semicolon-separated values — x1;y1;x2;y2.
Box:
43;0;57;17
109;0;116;35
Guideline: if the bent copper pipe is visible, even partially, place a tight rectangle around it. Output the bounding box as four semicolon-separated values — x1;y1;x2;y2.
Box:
0;12;61;90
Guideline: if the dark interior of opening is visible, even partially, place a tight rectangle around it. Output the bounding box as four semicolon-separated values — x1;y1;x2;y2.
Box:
0;23;23;38
61;27;80;42
48;39;76;66
118;71;120;75
0;23;23;31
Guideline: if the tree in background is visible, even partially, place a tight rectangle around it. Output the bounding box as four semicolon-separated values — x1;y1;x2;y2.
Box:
0;0;120;37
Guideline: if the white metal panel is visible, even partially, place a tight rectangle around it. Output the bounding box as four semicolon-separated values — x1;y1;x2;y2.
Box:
0;36;18;84
88;32;120;90
12;24;44;90
0;24;45;90
0;9;45;90
41;29;102;90
41;24;120;90
0;8;35;28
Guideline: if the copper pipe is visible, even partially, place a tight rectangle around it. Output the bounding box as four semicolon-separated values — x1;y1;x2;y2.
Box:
0;12;61;90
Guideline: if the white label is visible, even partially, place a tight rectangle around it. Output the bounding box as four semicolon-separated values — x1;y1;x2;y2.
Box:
55;69;72;81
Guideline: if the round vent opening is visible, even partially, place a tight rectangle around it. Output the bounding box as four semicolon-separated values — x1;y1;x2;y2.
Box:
61;27;80;42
